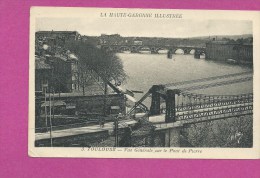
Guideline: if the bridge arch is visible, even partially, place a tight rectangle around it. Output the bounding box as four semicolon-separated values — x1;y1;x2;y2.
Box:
138;46;151;53
119;46;131;52
156;47;169;54
174;48;185;54
182;48;198;55
189;49;195;54
194;49;206;59
199;51;206;58
183;49;190;55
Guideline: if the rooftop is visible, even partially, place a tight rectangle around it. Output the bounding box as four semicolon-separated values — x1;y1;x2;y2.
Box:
36;31;79;35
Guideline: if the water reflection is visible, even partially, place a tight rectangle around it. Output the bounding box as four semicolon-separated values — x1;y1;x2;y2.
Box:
117;53;253;101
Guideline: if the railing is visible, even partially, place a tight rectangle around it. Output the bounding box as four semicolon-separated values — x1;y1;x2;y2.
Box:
159;94;253;113
155;104;253;129
176;104;253;121
176;96;253;112
179;92;253;102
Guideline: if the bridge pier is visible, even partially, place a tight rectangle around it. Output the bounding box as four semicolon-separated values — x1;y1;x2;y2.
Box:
165;89;180;123
184;49;189;55
150;85;164;116
131;46;138;53
194;50;201;59
167;50;173;59
151;47;157;54
194;49;206;59
164;127;181;147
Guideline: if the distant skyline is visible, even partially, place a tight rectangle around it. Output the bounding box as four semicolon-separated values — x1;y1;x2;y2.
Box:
36;18;252;38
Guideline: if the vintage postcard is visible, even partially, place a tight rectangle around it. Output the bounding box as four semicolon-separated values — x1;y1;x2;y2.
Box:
29;7;260;158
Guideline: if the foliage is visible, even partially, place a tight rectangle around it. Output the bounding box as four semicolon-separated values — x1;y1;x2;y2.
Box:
223;37;253;44
65;40;127;86
181;115;253;148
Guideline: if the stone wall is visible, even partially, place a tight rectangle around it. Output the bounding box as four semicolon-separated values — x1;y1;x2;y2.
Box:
206;42;253;63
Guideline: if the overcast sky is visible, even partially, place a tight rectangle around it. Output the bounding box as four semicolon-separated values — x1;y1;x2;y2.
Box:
36;18;252;38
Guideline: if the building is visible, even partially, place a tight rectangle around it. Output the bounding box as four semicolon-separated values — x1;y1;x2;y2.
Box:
51;55;72;93
35;56;52;117
35;53;79;94
206;40;253;64
133;40;143;45
36;31;81;42
35;56;52;92
35;31;81;55
48;54;79;93
69;53;79;91
35;30;80;93
99;34;124;45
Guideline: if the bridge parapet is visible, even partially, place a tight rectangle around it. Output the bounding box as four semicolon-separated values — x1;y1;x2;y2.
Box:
100;44;206;55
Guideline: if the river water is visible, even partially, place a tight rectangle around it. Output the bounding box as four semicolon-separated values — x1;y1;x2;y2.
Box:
117;53;253;104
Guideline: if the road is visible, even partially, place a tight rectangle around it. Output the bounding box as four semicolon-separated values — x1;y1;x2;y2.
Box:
35;119;137;141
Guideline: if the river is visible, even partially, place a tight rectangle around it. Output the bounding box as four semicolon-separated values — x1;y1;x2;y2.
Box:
117;53;253;104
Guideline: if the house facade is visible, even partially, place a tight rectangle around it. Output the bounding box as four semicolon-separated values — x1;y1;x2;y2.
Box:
206;41;253;64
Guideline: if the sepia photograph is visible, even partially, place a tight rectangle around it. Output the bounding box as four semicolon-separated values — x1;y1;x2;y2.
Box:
29;7;260;158
2;0;260;177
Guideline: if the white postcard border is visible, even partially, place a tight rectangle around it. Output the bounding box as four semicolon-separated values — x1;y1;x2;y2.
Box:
29;7;260;159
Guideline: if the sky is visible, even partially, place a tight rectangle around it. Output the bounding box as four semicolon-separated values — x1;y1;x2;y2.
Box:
36;18;252;38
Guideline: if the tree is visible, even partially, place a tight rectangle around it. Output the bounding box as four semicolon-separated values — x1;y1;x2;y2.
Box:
65;40;127;95
181;116;253;148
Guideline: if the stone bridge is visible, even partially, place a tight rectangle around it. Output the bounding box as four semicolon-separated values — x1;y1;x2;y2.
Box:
100;44;206;57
